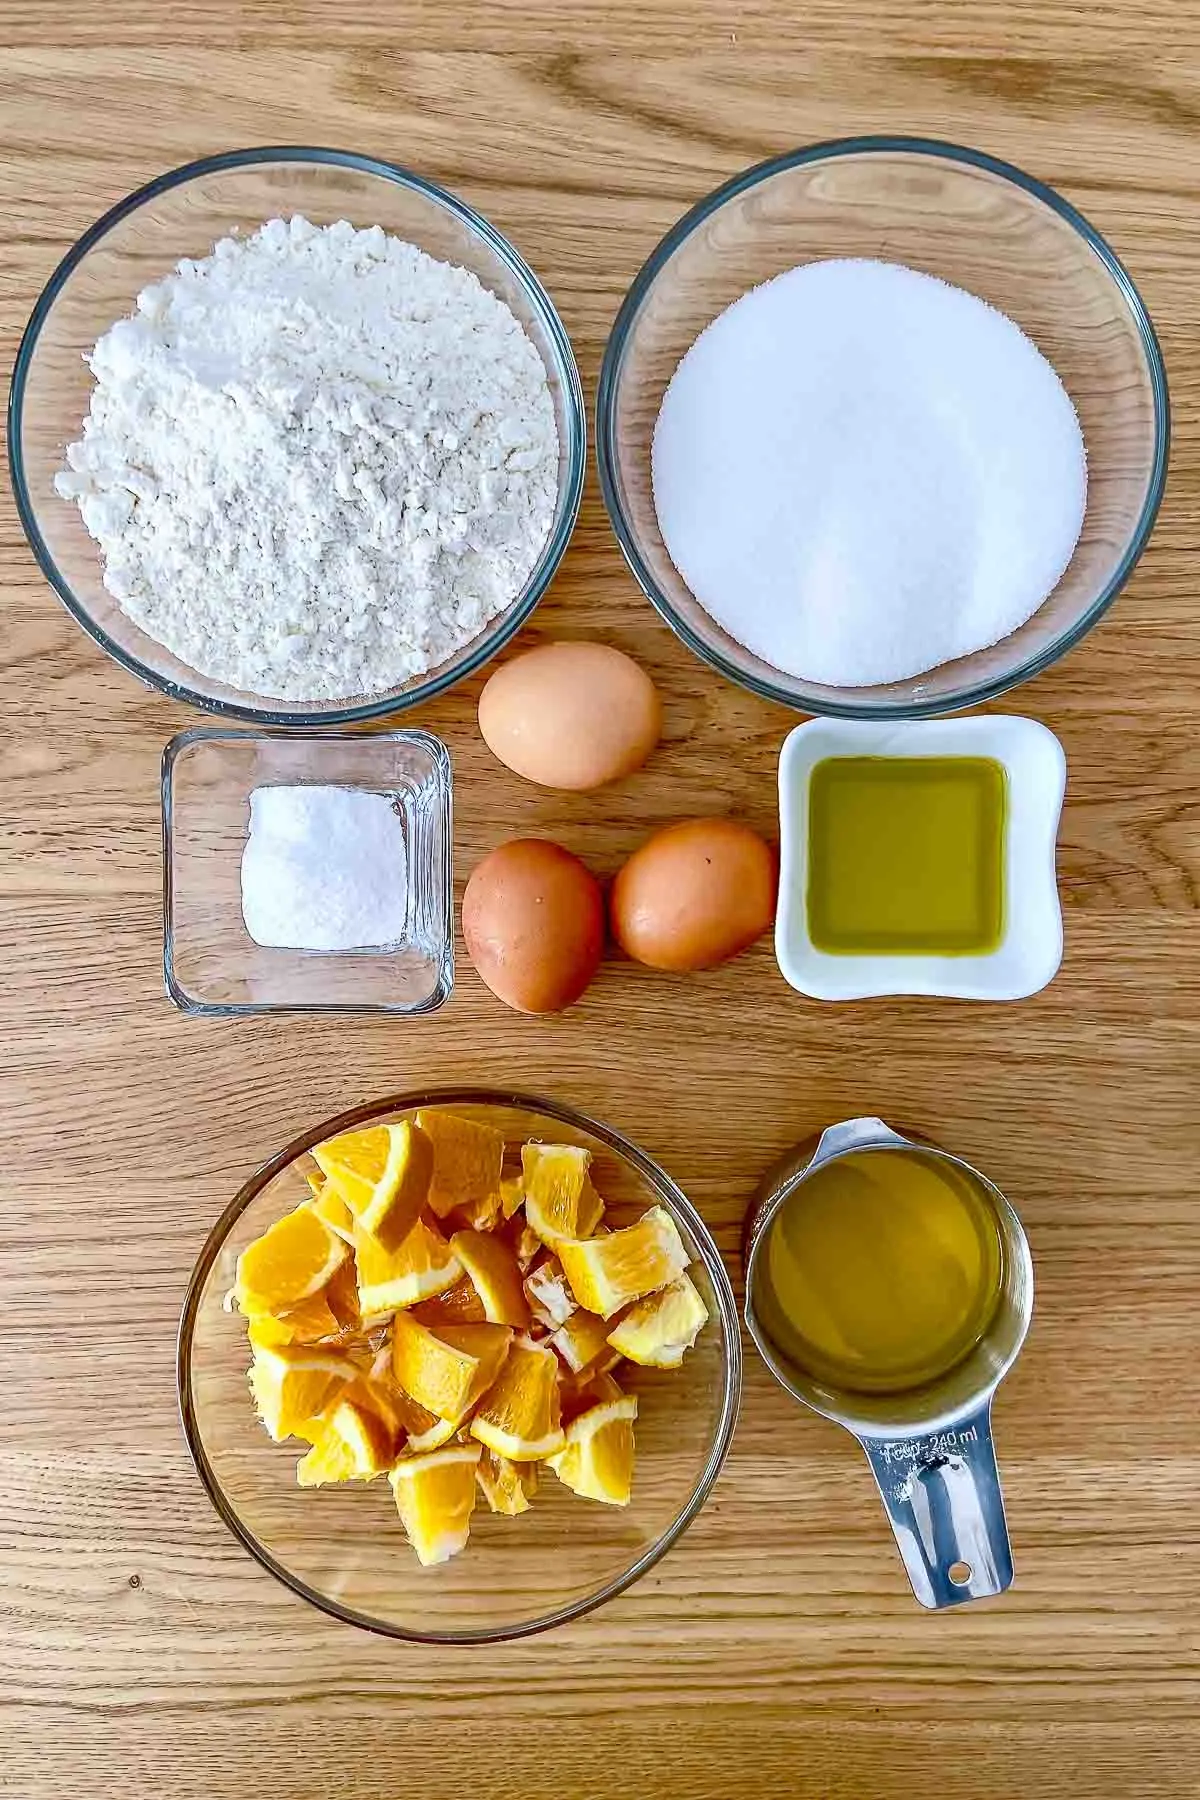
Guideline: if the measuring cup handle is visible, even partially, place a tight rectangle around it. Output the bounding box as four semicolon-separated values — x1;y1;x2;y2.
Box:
860;1403;1014;1608
808;1117;913;1173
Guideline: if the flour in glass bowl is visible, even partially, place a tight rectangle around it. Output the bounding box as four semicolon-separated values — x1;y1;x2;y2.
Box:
55;216;560;702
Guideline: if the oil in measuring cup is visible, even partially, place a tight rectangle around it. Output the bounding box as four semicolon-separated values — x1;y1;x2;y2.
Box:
753;1147;1004;1396
743;1118;1034;1607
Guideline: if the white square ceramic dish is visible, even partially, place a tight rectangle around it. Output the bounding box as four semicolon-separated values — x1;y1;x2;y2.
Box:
776;715;1066;1002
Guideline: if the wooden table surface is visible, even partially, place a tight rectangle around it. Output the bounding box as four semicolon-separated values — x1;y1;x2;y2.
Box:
3;4;1199;1796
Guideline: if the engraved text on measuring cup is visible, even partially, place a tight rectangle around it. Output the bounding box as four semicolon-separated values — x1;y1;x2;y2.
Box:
875;1427;980;1502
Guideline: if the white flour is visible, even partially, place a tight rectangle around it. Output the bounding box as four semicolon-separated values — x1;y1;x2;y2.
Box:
56;216;559;701
652;259;1087;688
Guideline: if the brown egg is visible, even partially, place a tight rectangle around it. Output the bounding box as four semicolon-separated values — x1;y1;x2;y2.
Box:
463;838;606;1014
611;818;778;972
478;641;662;792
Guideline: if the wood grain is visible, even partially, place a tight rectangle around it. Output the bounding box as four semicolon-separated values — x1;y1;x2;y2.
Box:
1;4;1198;1796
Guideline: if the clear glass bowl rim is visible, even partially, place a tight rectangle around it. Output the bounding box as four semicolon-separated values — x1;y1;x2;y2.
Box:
8;144;587;727
160;724;455;1017
176;1085;744;1644
595;133;1171;720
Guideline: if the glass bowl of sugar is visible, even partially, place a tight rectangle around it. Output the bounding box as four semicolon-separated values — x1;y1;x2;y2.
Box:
597;136;1169;718
162;727;452;1014
10;148;585;725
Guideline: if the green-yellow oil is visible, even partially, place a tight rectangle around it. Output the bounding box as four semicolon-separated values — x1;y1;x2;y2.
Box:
757;1149;1004;1395
806;755;1006;955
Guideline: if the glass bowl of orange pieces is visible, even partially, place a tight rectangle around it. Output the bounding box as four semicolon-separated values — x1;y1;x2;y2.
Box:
178;1088;741;1642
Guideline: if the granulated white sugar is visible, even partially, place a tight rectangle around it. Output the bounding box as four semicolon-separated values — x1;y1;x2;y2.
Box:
241;785;407;951
651;259;1087;687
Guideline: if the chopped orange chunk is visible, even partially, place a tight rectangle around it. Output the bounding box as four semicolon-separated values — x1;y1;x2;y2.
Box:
248;1342;354;1442
391;1314;512;1422
296;1397;394;1486
332;1349;406;1450
548;1306;616;1375
476;1448;537;1515
521;1143;604;1245
246;1289;341;1350
546;1389;637;1505
236;1203;348;1317
450;1229;530;1328
414;1110;504;1222
557;1207;688;1318
357;1121;433;1252
313;1122;427;1235
384;1375;460;1453
355;1214;462;1316
607;1271;709;1368
470;1337;564;1461
389;1443;482;1565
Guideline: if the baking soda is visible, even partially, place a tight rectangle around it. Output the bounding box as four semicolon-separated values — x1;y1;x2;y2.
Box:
241;785;407;951
651;259;1087;687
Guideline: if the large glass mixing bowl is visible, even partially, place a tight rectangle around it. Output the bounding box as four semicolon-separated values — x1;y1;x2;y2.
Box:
9;147;586;725
178;1090;741;1642
597;137;1169;718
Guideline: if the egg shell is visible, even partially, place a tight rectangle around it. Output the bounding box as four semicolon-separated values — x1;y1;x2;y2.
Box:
478;641;662;792
611;818;778;972
463;838;606;1014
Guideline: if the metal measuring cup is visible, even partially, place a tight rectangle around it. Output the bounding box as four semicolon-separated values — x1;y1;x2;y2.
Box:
743;1116;1033;1608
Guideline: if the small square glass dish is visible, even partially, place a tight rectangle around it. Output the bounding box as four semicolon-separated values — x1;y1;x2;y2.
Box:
776;715;1066;1002
162;728;453;1015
